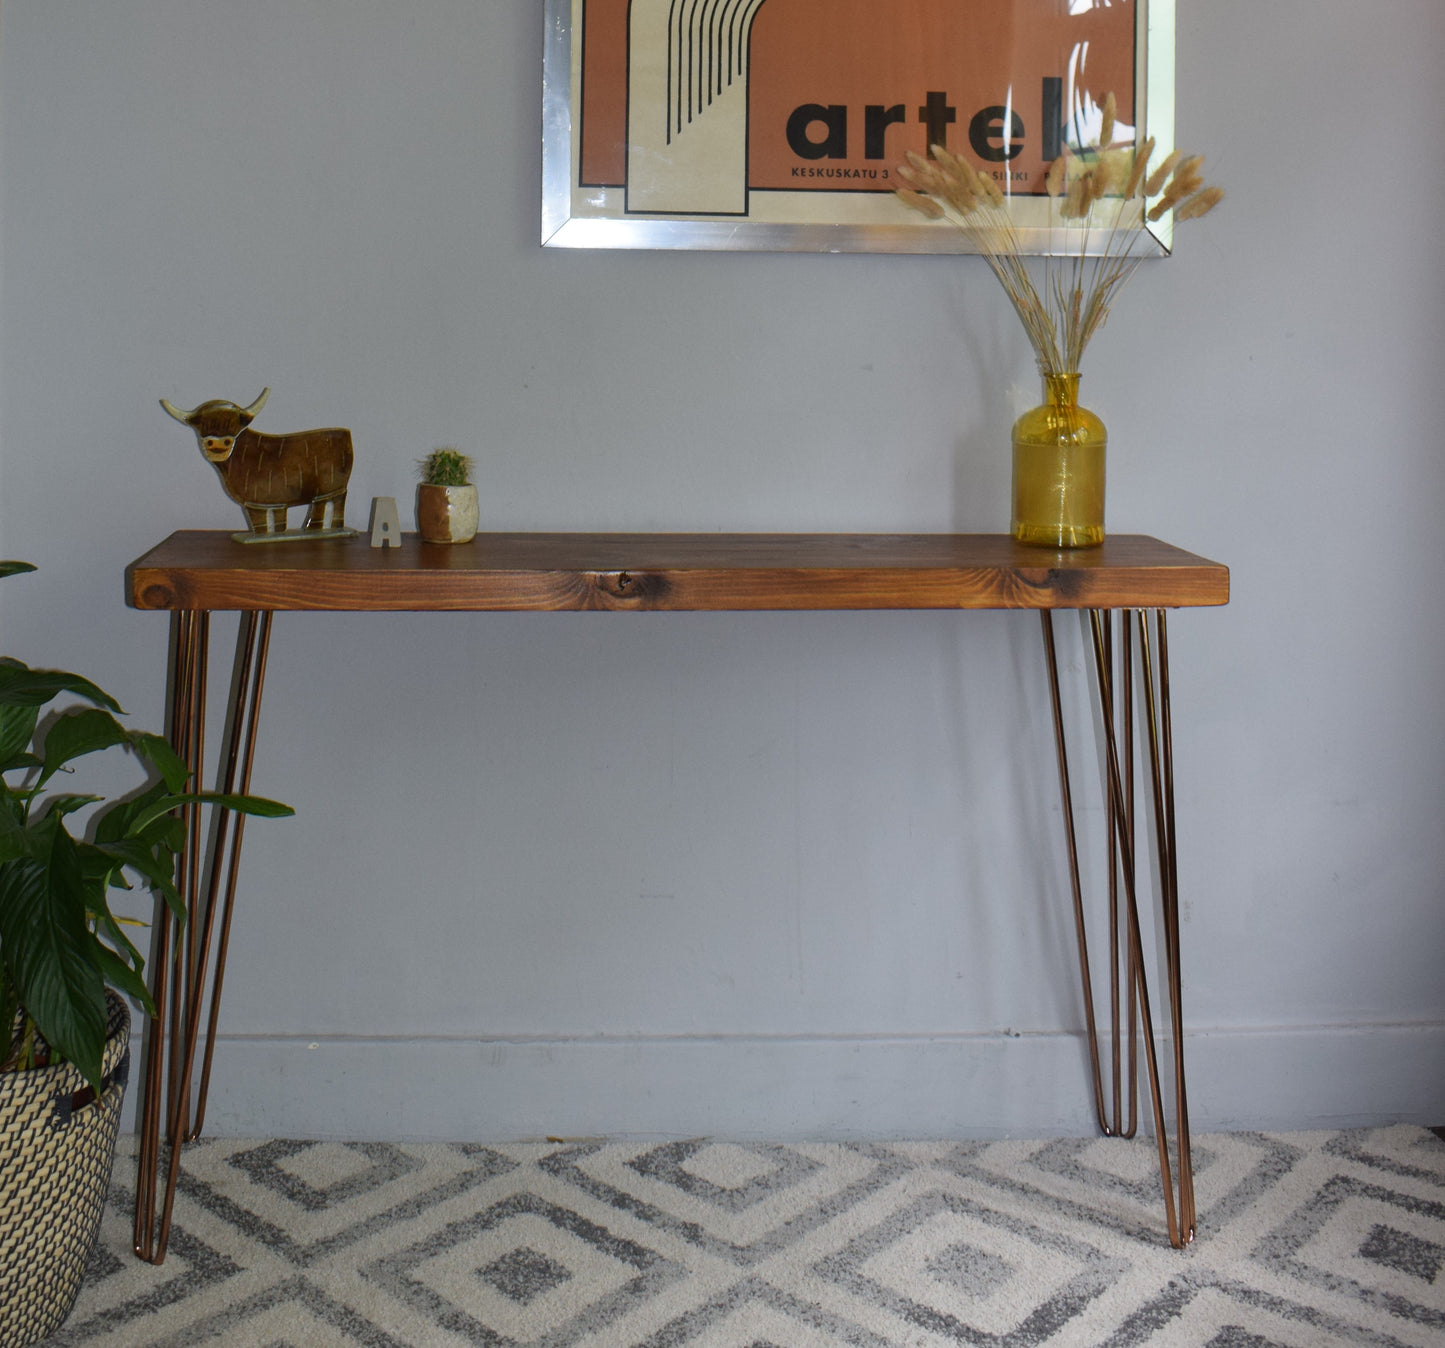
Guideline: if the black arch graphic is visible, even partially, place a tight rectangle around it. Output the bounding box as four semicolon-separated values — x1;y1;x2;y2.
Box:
661;0;767;144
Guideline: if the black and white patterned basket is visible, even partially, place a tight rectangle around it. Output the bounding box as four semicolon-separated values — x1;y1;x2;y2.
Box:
0;992;130;1348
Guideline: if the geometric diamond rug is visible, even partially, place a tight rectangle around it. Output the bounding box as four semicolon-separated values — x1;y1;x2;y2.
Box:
42;1126;1445;1346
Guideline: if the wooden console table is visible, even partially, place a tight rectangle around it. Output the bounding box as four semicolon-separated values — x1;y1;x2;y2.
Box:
126;531;1228;1262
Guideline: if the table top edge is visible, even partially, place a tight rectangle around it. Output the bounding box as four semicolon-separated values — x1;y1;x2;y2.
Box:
128;530;1230;612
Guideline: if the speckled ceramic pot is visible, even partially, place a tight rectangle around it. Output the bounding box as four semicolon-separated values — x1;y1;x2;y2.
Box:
416;483;479;544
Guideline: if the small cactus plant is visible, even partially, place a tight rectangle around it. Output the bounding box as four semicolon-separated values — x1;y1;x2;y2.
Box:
416;448;479;543
418;447;472;487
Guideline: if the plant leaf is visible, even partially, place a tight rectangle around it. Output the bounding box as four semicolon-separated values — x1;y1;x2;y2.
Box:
0;658;123;714
91;779;170;846
196;792;294;819
90;941;152;1014
84;837;182;918
0;807;37;865
0;561;38;581
88;887;159;1017
0;702;39;767
128;790;294;835
93;906;147;970
135;813;186;852
39;793;103;820
37;707;133;786
0;828;107;1088
131;732;190;792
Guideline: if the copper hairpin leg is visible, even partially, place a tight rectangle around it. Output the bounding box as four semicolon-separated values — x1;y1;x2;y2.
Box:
1040;607;1195;1247
128;602;1190;1258
133;609;274;1265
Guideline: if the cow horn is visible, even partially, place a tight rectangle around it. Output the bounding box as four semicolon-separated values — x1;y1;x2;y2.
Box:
159;397;194;423
242;387;271;418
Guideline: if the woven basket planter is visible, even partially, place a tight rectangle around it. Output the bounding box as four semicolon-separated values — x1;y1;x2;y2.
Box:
0;992;130;1348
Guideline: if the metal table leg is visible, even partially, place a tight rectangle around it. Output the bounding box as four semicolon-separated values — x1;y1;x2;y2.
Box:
130;601;1195;1258
1040;607;1195;1247
133;609;274;1264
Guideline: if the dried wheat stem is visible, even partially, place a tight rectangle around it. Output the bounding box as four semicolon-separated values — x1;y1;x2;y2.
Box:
891;96;1221;378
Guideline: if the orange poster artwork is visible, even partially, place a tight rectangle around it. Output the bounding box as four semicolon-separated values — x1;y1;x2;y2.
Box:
545;0;1165;250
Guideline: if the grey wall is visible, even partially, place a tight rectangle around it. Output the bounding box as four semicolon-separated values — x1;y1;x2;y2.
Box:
1;1;1441;1141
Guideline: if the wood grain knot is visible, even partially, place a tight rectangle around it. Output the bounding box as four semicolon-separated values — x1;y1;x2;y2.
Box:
593;570;669;608
137;582;179;609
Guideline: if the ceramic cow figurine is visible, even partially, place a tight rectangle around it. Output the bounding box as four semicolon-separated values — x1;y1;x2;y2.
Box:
160;388;355;541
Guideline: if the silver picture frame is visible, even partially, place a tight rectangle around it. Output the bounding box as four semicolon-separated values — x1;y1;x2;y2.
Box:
542;0;1176;254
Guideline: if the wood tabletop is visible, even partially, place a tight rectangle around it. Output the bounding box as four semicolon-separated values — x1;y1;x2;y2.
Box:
128;531;1229;613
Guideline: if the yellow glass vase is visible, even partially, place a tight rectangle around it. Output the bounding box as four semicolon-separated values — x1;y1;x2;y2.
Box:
1011;372;1106;548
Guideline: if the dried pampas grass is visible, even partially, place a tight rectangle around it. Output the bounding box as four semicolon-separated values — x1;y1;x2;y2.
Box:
894;92;1223;377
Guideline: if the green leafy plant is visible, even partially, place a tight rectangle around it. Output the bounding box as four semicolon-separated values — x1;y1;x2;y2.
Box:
418;447;472;487
0;561;293;1090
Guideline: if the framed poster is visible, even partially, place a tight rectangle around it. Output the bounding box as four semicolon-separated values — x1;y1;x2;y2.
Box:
542;0;1175;253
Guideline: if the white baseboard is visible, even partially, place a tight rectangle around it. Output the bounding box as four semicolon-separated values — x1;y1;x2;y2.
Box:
120;1022;1445;1140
